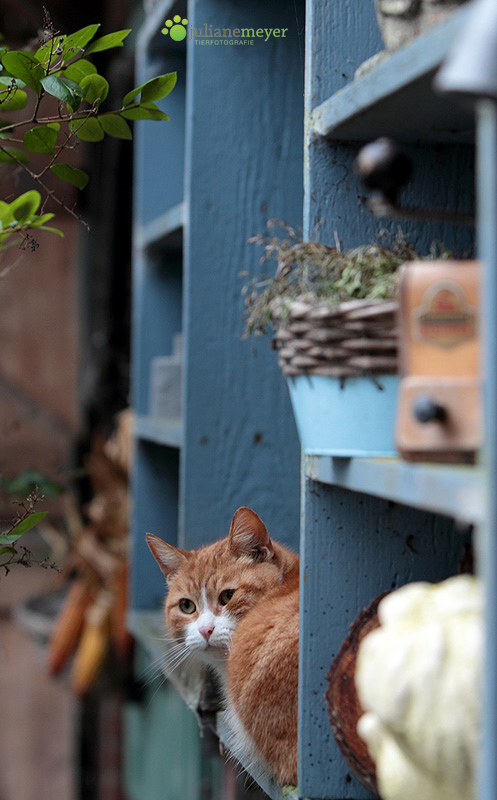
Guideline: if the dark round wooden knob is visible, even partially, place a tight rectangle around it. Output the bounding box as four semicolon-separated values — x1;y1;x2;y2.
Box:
412;395;447;424
354;137;412;203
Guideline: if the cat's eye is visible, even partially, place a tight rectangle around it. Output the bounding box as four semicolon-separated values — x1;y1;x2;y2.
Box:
179;598;196;614
219;589;235;606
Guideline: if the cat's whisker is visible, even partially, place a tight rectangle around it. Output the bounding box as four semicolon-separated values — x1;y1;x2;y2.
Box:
144;671;169;708
161;649;192;675
138;653;173;685
143;651;195;706
137;639;191;685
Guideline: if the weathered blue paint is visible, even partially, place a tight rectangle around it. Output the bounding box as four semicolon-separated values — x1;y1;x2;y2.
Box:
140;201;185;250
299;479;467;799
180;0;305;550
311;5;474;144
130;0;305;626
306;454;482;524
302;2;478;798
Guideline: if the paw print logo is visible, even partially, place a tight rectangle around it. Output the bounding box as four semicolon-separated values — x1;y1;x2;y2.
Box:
162;15;188;41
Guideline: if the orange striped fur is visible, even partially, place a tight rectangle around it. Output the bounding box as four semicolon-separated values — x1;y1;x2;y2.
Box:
146;506;299;785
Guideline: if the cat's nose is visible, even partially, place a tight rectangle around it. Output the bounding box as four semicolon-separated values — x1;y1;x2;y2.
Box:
199;623;215;641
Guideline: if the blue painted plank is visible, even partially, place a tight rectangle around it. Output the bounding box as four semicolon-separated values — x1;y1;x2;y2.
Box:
180;0;305;550
299;479;468;799
306;455;482;525
311;4;474;143
140;201;185;250
134;414;183;448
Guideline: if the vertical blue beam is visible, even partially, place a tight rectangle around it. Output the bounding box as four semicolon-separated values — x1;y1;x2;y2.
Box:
476;99;497;800
181;0;304;550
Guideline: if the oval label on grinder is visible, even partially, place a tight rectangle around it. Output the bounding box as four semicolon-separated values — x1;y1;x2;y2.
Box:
413;281;477;348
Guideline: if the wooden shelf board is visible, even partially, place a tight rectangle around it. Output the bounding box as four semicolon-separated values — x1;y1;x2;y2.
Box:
311;4;475;144
134;414;183;448
137;201;185;251
305;454;482;523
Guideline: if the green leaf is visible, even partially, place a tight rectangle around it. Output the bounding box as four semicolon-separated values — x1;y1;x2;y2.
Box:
0;200;13;225
0;86;28;111
0;146;28;163
1;51;44;93
98;113;132;140
47;122;60;131
23;125;58;155
0;532;21;545
142;73;177;104
63;58;97;83
0;74;26;89
0;511;49;544
61;24;100;61
0;546;16;555
10;190;41;223
51;163;89;189
80;73;109;107
40;75;84;110
28;213;55;228
85;29;131;55
123;72;176;107
121;104;170;121
69;116;104;142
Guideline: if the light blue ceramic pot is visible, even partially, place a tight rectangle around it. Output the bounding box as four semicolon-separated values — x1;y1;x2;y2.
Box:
287;374;399;457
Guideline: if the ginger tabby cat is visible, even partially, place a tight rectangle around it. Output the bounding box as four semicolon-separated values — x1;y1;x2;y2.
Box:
146;506;299;786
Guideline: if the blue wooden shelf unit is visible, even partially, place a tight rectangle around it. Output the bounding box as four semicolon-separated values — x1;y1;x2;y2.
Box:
129;0;303;798
128;1;492;799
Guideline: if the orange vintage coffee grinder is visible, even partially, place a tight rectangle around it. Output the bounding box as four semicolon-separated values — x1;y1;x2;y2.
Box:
396;260;481;463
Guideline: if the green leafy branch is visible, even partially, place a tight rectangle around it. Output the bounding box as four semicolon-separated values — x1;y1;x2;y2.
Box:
0;486;58;576
0;11;176;250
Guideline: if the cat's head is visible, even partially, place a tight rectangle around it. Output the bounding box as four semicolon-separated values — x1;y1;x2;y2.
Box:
146;506;296;669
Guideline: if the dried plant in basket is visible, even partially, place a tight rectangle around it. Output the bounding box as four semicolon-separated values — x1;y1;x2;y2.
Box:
243;222;420;379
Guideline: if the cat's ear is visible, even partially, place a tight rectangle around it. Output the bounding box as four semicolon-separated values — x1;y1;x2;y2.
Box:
145;533;188;579
228;506;274;562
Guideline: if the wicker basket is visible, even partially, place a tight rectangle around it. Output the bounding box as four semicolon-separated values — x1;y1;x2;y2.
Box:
271;297;399;378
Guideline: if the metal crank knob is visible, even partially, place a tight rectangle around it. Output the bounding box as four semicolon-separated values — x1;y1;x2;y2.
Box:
412;395;447;424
